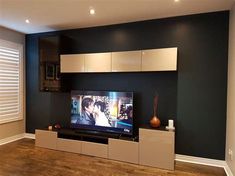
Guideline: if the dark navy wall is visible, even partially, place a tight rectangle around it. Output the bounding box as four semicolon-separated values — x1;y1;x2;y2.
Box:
26;11;229;160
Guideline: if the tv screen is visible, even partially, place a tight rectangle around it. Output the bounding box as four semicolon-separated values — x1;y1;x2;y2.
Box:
71;90;133;135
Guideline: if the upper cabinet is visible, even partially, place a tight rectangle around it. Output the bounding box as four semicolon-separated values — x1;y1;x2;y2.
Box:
60;47;177;73
142;48;177;71
112;51;141;72
85;53;111;72
61;54;85;73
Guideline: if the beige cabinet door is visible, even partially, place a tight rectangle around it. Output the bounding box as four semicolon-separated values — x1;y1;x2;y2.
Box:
60;54;85;73
139;128;175;170
35;130;57;150
85;52;111;72
108;138;139;164
112;51;141;72
142;47;177;71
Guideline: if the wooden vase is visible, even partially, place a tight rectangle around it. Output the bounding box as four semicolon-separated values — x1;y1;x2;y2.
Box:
150;94;161;128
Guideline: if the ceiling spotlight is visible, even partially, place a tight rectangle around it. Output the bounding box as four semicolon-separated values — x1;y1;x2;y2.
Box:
25;19;30;23
174;0;179;2
89;8;95;15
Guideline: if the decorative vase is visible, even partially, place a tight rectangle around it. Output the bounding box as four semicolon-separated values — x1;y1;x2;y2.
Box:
150;116;161;128
150;94;161;128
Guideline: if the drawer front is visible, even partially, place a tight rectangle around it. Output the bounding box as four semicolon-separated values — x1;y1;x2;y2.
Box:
139;128;174;144
82;141;108;158
57;138;82;154
35;130;57;150
108;138;139;164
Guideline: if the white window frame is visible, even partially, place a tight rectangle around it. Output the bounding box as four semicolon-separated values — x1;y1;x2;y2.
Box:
0;39;24;124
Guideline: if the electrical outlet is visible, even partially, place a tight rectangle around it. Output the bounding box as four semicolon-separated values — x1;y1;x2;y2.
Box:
229;149;233;161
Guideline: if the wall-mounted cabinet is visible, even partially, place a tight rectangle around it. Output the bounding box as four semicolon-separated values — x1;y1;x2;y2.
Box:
112;51;141;72
61;53;111;73
142;48;177;71
60;47;177;73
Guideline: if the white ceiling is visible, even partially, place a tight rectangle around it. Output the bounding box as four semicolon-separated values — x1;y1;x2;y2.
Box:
0;0;234;34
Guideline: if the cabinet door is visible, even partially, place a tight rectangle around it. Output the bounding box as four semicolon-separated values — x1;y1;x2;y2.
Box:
85;53;111;72
112;51;141;72
35;130;57;150
142;47;177;71
60;54;85;73
139;128;175;170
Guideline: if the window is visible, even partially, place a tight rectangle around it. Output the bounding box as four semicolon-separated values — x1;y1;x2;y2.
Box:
0;39;23;124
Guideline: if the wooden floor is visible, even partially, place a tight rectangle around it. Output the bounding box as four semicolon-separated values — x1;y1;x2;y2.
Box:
0;139;226;176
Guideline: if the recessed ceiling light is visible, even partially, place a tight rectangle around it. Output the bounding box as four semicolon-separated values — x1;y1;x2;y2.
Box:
89;8;95;15
174;0;179;2
25;19;30;24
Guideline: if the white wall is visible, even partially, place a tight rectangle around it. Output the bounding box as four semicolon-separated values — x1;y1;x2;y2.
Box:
226;3;235;175
0;26;25;140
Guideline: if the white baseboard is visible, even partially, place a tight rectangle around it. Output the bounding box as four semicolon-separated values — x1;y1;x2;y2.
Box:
175;154;234;176
224;164;234;176
24;133;35;139
0;133;35;146
0;133;25;146
175;154;226;167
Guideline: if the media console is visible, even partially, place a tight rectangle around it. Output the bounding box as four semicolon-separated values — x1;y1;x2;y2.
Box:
35;127;175;170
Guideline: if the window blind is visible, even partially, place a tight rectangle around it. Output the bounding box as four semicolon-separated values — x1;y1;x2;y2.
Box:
0;40;23;124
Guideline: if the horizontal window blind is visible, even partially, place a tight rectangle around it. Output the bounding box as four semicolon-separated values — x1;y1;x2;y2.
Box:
0;40;23;124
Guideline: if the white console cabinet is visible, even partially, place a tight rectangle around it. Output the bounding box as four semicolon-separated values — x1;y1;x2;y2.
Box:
35;128;175;170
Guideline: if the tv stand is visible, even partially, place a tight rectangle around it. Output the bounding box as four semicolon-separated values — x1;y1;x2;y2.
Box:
35;127;175;170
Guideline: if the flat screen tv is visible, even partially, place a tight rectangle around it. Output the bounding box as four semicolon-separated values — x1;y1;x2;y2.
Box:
71;90;133;136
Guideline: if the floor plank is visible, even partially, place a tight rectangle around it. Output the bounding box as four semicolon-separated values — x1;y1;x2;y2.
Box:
0;139;226;176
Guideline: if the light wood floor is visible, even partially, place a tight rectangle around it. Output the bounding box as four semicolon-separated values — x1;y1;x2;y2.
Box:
0;139;226;176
